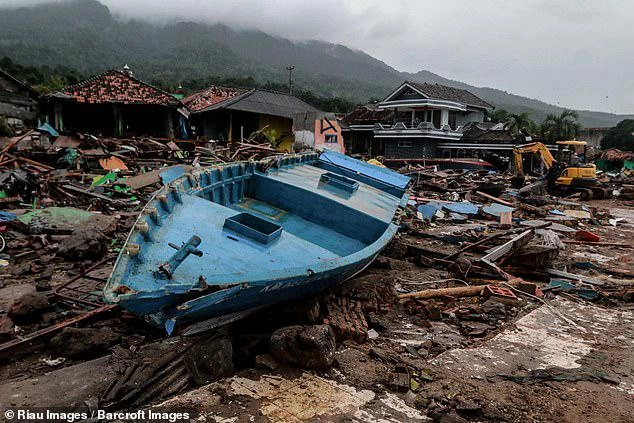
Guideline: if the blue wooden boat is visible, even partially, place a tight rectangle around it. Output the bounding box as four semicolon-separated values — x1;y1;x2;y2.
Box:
103;151;410;333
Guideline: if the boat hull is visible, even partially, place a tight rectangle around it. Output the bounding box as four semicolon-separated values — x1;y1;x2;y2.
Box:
141;248;382;331
104;151;409;333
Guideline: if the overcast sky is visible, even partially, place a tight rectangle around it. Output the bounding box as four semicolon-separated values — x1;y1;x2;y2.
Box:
2;0;633;113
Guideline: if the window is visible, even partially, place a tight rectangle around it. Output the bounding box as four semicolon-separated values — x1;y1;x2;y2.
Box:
397;141;413;148
448;111;457;129
325;134;338;143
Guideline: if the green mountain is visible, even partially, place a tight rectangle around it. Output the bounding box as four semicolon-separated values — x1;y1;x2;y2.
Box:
0;0;630;127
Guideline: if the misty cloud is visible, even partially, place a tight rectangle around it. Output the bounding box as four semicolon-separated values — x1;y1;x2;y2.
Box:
0;0;632;113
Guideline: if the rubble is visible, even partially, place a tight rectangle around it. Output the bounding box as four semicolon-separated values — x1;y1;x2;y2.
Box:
8;291;51;322
182;336;234;385
269;325;336;369
0;125;633;421
57;228;108;261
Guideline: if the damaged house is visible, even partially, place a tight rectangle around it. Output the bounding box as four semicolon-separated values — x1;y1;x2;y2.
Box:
342;81;493;159
340;104;394;157
184;86;321;152
42;67;182;138
0;68;39;130
452;122;515;157
293;111;345;154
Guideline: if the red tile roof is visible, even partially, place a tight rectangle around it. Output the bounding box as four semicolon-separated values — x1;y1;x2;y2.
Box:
182;86;249;113
55;70;176;106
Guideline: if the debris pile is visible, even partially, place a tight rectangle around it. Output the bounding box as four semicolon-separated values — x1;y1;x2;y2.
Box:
0;139;632;422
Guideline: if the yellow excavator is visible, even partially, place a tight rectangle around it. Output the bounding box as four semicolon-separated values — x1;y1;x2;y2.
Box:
511;141;609;199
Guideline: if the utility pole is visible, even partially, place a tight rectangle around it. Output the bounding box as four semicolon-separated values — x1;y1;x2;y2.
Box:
286;65;295;95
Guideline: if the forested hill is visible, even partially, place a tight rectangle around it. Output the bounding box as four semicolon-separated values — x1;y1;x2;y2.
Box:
0;0;631;126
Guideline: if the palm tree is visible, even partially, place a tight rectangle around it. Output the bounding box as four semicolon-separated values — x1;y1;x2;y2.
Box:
540;110;582;142
504;112;537;138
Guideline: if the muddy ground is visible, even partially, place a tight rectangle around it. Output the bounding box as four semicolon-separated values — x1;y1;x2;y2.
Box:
0;199;632;422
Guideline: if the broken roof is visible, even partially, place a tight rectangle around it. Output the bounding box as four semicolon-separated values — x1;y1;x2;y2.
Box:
189;88;320;119
0;68;39;97
386;81;493;110
343;104;394;125
182;86;248;113
462;123;514;143
49;70;177;106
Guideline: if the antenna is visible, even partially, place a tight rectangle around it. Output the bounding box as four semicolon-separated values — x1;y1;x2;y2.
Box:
286;65;295;95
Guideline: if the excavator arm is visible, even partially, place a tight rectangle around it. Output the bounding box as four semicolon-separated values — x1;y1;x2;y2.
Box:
512;142;557;177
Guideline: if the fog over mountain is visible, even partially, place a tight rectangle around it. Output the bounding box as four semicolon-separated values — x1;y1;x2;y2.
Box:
0;0;632;126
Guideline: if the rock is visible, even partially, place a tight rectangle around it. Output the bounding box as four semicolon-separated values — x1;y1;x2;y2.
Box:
49;327;120;358
481;299;506;318
270;325;336;369
57;228;108;261
183;337;233;385
8;292;51;322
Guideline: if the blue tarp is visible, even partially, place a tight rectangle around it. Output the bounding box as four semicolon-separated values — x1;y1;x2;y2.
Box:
443;201;479;215
37;123;59;137
417;204;439;220
482;203;514;217
417;200;445;220
0;211;17;222
319;151;410;189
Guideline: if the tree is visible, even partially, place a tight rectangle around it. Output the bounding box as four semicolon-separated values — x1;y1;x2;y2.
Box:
539;110;581;142
486;109;510;124
600;119;634;151
504;112;537;138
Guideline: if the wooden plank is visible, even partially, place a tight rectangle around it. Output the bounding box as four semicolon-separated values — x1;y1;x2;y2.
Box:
61;184;130;204
399;278;524;301
0;130;35;155
475;191;514;207
562;240;632;248
442;229;519;261
124;165;193;190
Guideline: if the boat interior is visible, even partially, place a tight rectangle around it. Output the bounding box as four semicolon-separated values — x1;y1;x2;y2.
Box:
110;156;404;293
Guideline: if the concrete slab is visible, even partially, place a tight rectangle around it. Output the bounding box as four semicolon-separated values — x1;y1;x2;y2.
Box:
158;371;428;422
431;298;634;393
0;356;116;408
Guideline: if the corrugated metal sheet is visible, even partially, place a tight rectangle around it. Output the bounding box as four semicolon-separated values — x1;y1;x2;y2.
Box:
196;90;320;119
